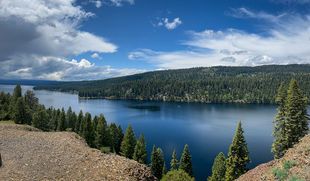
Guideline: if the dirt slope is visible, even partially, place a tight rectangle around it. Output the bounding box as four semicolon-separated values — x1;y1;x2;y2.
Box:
237;134;310;181
0;123;156;181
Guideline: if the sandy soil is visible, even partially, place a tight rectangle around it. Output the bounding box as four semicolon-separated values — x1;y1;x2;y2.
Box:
0;123;156;181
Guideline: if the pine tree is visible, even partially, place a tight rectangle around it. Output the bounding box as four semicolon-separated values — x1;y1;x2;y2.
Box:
133;134;147;164
179;144;193;176
208;152;226;181
272;83;288;158
13;97;29;124
120;124;136;158
32;107;49;131
71;112;77;131
57;108;66;131
94;114;108;148
285;79;309;148
170;149;178;171
81;112;95;147
109;124;124;154
75;110;83;133
225;121;250;181
13;85;22;100
66;106;74;129
151;145;165;179
24;90;38;111
117;125;124;153
93;115;98;130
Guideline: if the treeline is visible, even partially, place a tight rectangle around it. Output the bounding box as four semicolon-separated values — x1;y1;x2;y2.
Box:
35;64;310;104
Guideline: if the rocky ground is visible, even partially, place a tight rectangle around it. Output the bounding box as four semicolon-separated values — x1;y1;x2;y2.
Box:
0;123;156;181
237;134;310;181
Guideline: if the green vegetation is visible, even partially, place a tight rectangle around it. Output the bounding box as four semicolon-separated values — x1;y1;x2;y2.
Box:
161;169;194;181
272;80;309;158
170;149;179;171
151;145;165;179
225;121;250;181
208;152;226;181
120;125;136;159
179;144;193;177
133;134;147;164
35;65;310;104
272;160;299;181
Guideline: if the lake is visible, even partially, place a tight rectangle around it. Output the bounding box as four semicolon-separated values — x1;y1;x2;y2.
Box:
0;84;281;180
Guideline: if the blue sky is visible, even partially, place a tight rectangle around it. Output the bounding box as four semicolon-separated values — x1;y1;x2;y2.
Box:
1;0;310;80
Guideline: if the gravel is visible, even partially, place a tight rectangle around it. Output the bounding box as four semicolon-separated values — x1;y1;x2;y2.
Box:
0;123;156;181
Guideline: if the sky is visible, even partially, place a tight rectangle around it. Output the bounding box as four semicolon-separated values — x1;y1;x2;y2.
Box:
0;0;310;80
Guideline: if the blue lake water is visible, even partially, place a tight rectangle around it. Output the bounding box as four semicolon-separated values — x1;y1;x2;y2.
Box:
0;84;283;180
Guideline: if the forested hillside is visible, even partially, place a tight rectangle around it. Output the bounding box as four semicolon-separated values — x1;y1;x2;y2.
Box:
34;64;310;104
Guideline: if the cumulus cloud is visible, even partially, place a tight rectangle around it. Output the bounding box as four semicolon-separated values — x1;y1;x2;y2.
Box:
157;17;182;30
129;11;310;69
0;0;142;80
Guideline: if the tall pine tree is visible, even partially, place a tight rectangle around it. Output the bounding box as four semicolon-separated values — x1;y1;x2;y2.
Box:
57;108;66;131
133;134;147;164
170;149;179;171
110;123;123;153
81;112;95;147
285;79;309;148
120;124;136;158
13;97;29;124
75;110;83;133
179;144;193;176
32;107;49;131
272;83;288;158
208;152;226;181
94;114;109;148
151;145;165;179
225;121;250;181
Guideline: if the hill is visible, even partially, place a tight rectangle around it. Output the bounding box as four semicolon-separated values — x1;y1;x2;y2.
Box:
0;123;156;181
34;64;310;104
0;79;60;86
237;134;310;181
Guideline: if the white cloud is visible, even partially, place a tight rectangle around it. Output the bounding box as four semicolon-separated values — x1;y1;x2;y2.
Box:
1;55;144;80
94;1;103;8
129;12;310;69
229;8;287;22
104;0;135;7
91;53;100;59
0;0;128;80
157;17;182;30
